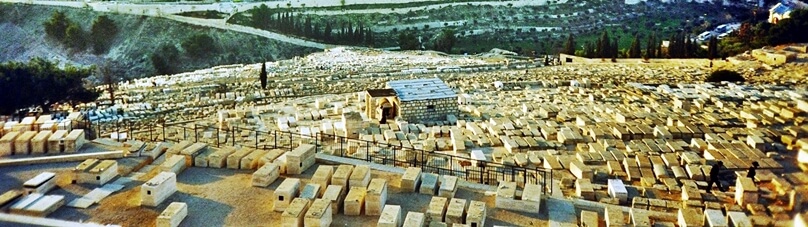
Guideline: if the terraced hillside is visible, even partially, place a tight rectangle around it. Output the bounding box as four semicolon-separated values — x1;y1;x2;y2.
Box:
0;3;317;80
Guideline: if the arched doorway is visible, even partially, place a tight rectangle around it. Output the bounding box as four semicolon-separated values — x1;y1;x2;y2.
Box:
377;98;397;124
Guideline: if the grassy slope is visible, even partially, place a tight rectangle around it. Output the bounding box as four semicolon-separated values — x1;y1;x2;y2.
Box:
0;3;317;80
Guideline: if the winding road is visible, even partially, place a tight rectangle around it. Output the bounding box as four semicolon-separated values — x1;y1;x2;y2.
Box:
0;0;567;50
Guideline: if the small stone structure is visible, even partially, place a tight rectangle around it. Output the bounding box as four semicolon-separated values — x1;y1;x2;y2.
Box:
73;159;119;185
141;172;177;207
157;202;188;227
364;78;458;123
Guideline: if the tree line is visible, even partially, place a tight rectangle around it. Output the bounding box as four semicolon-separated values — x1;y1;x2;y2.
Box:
563;9;808;60
250;4;373;46
0;58;100;115
397;29;457;53
719;9;808;57
43;11;119;54
150;33;218;75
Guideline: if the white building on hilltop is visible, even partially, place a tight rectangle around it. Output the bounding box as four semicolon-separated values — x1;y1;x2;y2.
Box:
769;0;808;24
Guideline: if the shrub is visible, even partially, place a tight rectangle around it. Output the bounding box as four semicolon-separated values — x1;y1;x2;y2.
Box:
706;70;745;83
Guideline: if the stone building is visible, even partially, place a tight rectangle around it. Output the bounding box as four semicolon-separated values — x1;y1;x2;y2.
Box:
364;78;458;123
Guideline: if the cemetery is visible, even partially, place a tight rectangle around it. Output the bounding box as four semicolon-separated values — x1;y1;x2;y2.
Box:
0;47;808;226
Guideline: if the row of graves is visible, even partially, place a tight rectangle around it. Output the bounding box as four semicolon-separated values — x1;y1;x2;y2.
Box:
0;157;125;218
0;113;87;156
232;78;808;225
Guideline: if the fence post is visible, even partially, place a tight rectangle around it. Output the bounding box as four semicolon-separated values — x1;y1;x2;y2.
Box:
366;141;370;162
550;169;554;195
255;130;259;149
232;126;236;146
216;126;220;147
420;150;424;169
543;170;547;194
183;126;187;141
449;156;454;176
274;131;278;149
522;168;527;187
339;136;343;157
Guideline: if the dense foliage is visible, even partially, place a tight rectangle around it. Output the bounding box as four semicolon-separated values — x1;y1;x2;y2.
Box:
43;11;119;53
706;70;745;83
90;15;119;54
182;33;217;58
720;9;808;57
246;4;373;46
398;31;420;50
0;58;100;114
150;44;181;75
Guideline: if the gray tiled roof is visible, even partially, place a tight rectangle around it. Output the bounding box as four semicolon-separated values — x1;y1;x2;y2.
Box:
387;78;457;101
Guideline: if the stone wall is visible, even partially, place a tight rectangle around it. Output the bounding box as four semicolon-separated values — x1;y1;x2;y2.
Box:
398;97;458;123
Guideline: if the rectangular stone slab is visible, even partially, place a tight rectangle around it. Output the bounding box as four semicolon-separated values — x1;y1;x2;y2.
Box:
344;187;367;216
580;210;599;227
281;198;310;227
703;209;728;227
366;178;388;216
322;185;344;215
377;205;402;227
445;198;466;225
349;165;371;188
420;173;440;195
403;211;426;227
438;176;458;198
466;200;486;227
274;178;301;212
401;167;422;192
156;202;187;227
304;199;332;227
427;196;448;223
332;165;353;187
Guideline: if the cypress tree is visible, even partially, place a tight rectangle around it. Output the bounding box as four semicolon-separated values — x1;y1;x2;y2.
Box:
563;34;576;55
629;34;642;58
598;31;611;58
707;36;718;60
259;62;267;90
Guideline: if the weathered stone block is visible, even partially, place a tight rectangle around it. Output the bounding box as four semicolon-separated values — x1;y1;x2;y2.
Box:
344;186;366;216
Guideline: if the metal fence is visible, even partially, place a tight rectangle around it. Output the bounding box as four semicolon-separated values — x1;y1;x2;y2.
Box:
96;121;552;193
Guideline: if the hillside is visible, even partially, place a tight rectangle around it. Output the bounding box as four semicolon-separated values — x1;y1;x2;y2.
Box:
0;3;317;81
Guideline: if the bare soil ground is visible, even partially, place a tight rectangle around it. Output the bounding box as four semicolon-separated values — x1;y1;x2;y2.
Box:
1;159;548;226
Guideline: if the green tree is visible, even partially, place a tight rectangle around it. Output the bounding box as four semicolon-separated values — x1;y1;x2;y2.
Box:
43;11;69;42
398;31;419;50
90;15;119;54
365;28;374;46
252;4;272;30
563;34;575;55
629;35;642;58
597;31;610;58
182;33;216;58
259;62;267;89
707;36;718;60
151;44;180;75
584;41;596;58
433;28;457;53
65;23;86;50
0;58;100;114
645;33;656;58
